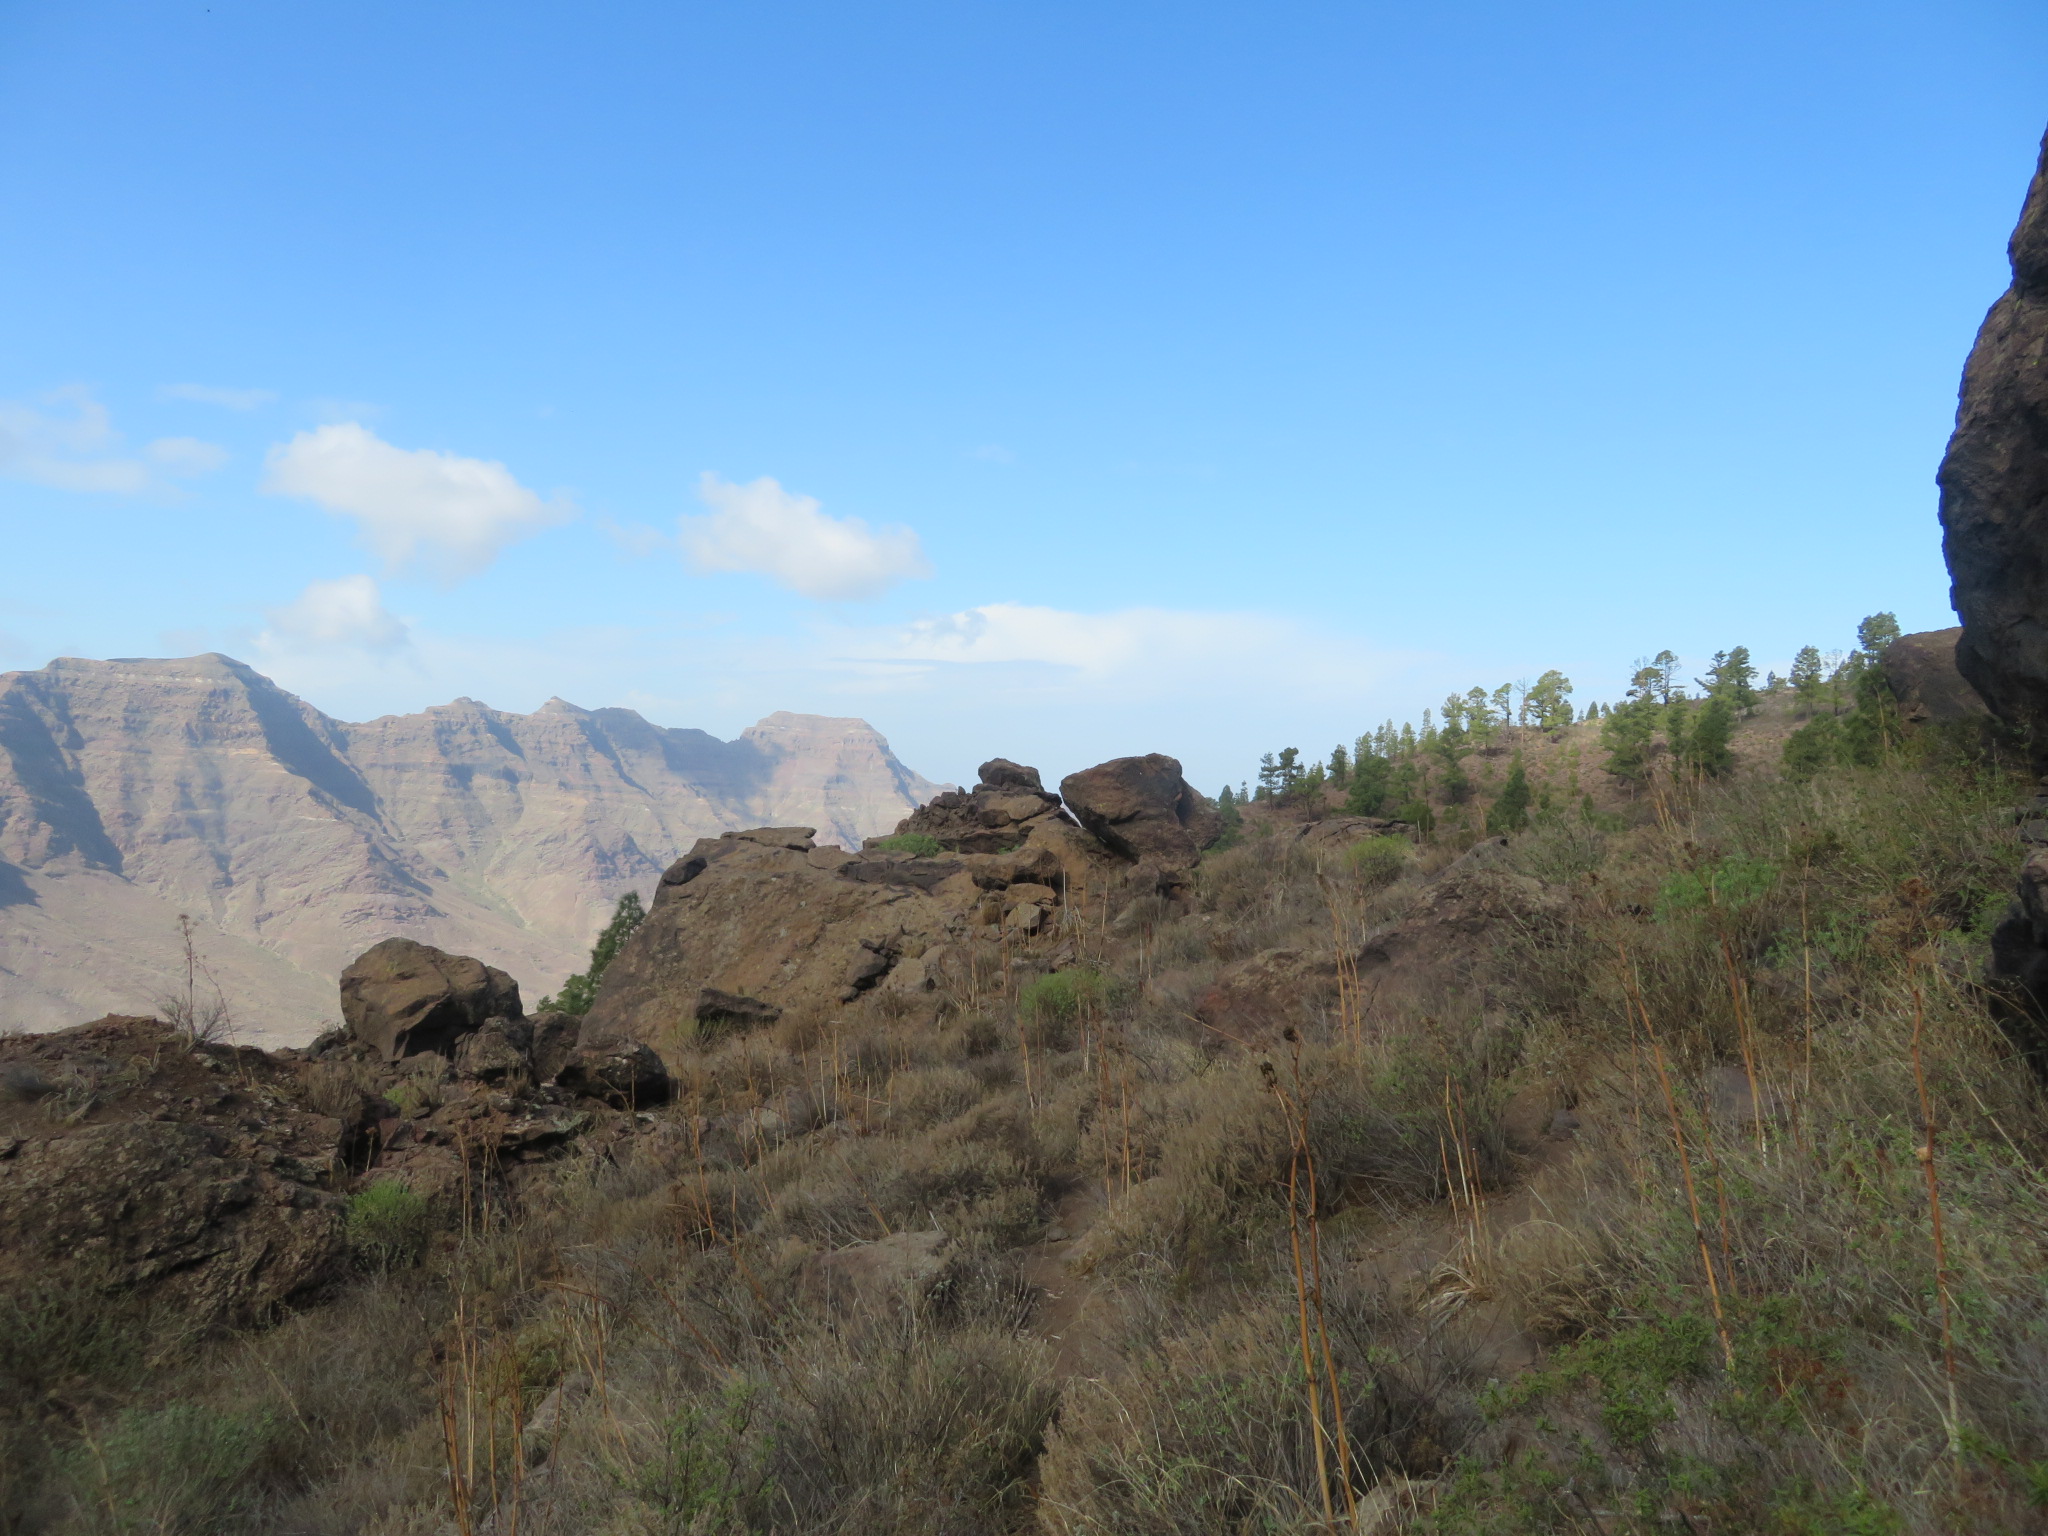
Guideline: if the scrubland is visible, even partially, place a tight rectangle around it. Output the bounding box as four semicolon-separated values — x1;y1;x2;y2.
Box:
6;717;2048;1535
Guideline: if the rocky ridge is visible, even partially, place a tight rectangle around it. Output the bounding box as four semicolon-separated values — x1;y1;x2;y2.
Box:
0;654;944;1041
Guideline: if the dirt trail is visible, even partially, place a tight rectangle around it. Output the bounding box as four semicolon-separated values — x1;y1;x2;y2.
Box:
1020;1184;1115;1380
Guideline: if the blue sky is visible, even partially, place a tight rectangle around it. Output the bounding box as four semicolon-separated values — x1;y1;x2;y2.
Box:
1;1;2043;791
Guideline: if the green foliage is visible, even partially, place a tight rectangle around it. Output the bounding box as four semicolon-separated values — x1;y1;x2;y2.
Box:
345;1179;429;1271
1655;854;1778;918
66;1403;276;1535
1699;645;1759;710
1682;695;1736;777
1784;712;1844;780
1017;967;1125;1025
1485;757;1532;835
539;888;646;1014
870;831;945;856
1599;696;1660;782
1327;743;1350;785
1346;834;1412;888
1395;796;1436;834
637;1381;768;1527
1524;668;1575;729
1346;750;1391;816
1256;747;1304;800
1783;662;1902;782
1856;611;1901;658
1790;644;1827;709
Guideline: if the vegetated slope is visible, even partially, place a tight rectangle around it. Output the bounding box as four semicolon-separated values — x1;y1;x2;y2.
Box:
0;653;944;1041
7;669;2045;1535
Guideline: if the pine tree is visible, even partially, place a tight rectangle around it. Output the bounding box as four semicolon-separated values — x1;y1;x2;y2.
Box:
1652;650;1680;704
1346;751;1391;815
1600;697;1659;782
1687;697;1735;777
1699;646;1758;711
1328;744;1350;785
1486;756;1532;834
1789;645;1825;712
539;890;646;1016
1525;669;1575;730
1856;612;1902;659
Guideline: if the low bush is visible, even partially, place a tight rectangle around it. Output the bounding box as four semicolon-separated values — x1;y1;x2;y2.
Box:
870;832;945;857
345;1180;430;1271
1347;834;1413;889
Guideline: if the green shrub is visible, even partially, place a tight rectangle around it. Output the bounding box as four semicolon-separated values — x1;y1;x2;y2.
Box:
870;832;945;857
345;1180;429;1271
1017;968;1124;1027
1654;854;1777;918
67;1403;275;1534
1346;834;1412;889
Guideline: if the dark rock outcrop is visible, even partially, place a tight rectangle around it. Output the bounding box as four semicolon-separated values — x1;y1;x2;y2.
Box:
877;759;1066;856
0;1018;350;1327
1938;129;2048;752
340;938;522;1060
585;806;1128;1050
1881;628;1992;727
694;987;784;1037
557;1038;672;1108
1058;754;1222;873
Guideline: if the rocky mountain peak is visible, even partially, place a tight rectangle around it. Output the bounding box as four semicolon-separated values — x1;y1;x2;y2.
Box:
0;655;945;1042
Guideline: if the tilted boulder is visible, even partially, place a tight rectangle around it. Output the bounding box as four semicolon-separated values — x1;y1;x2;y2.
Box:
582;827;975;1048
1939;127;2048;752
340;937;522;1061
877;758;1067;855
1058;754;1222;873
1935;129;2048;1046
1880;628;1992;727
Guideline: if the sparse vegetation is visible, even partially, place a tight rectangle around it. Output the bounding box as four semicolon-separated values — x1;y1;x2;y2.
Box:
7;616;2048;1535
871;831;947;856
538;889;646;1015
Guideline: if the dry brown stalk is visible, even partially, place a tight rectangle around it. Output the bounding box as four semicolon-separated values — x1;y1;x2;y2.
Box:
1619;948;1736;1373
1266;1032;1357;1527
1909;972;1963;1470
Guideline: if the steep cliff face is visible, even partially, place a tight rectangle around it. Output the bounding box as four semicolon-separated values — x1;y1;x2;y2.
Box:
0;655;944;1042
1938;128;2048;749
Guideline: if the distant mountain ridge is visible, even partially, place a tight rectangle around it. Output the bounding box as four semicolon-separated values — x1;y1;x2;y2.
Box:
0;654;946;1042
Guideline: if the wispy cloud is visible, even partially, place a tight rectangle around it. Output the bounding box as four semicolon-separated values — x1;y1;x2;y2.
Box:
681;473;932;601
260;575;410;652
0;386;227;495
262;423;573;582
159;382;277;411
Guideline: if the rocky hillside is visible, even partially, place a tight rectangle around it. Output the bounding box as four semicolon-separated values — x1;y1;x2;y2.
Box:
0;654;945;1042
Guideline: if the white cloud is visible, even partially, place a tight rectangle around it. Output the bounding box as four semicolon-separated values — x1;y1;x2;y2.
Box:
680;473;932;601
261;575;409;651
875;602;1260;674
159;383;277;410
0;386;226;494
147;436;230;475
262;423;572;582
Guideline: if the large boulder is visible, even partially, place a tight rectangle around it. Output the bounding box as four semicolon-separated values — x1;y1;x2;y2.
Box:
0;1018;350;1327
878;759;1067;855
1881;628;1992;727
1938;128;2048;754
339;938;522;1061
582;815;1131;1052
582;828;974;1048
1058;754;1222;873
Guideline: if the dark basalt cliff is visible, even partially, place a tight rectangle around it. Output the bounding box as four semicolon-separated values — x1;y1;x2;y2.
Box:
1939;128;2048;752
